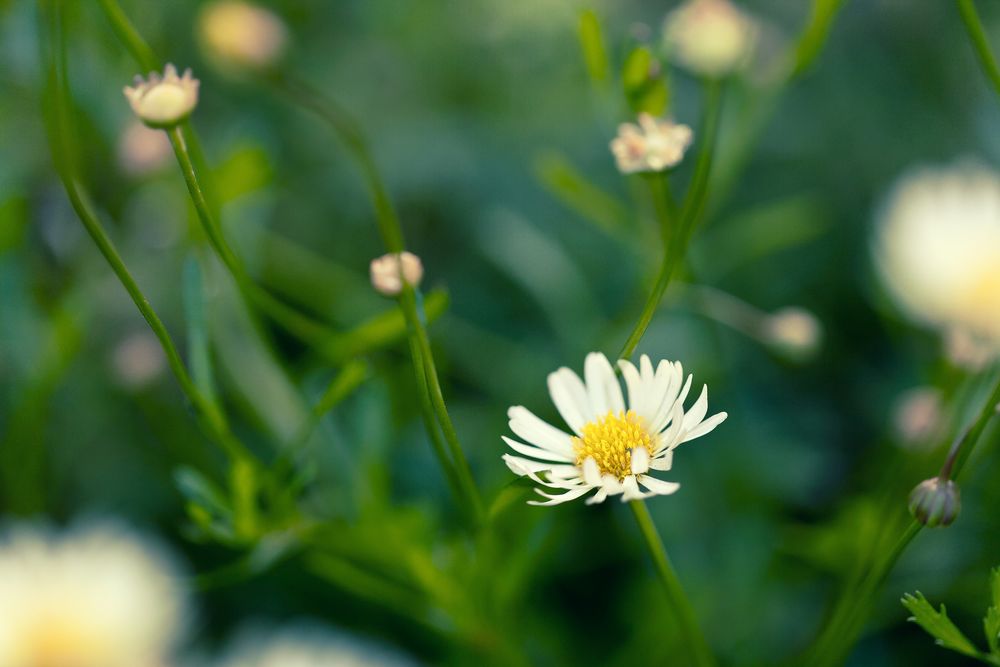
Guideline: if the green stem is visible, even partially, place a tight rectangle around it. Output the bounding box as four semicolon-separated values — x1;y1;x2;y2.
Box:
41;0;245;463
791;0;850;79
630;500;717;667
957;0;1000;102
96;0;160;71
618;82;724;360
400;286;485;523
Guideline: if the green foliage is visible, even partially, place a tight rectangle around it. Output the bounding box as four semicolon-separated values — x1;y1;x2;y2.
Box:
622;46;669;115
577;9;609;85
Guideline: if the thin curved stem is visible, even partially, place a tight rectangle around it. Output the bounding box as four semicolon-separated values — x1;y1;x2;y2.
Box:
618;82;723;360
958;0;1000;103
630;500;716;667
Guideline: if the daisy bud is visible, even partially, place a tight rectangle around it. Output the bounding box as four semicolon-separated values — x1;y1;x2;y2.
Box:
199;1;288;71
123;64;200;129
908;477;960;528
663;0;758;78
369;251;423;297
610;113;693;174
764;307;821;359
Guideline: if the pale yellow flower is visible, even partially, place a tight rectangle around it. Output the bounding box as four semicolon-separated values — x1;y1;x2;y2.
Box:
370;251;424;296
663;0;758;77
610;114;693;174
199;1;288;70
124;64;200;128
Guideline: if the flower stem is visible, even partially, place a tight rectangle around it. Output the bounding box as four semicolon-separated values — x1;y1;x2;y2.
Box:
630;500;716;667
957;0;1000;103
618;82;723;360
41;0;246;464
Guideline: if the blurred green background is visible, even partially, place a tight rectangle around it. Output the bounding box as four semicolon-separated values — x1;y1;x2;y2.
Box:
3;0;1000;665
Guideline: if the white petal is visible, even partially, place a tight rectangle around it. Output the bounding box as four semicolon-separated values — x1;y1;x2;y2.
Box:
681;385;709;431
547;367;590;435
631;446;650;475
657;403;686;452
583;456;602;486
585;488;609;505
601;474;625;495
502;454;582;488
682;411;728;442
621;475;653;501
502;436;574;463
638;475;681;496
649;449;674;471
508;406;576;458
527;486;593;506
585;352;624;416
618;359;645;415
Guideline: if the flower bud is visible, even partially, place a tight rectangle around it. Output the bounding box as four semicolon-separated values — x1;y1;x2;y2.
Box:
908;478;960;528
199;1;288;71
123;64;200;128
764;307;821;359
662;0;758;78
370;251;423;296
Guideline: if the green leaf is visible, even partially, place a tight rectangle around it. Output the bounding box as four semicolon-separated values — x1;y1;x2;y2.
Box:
986;567;1000;654
533;151;630;237
902;592;984;660
577;10;608;85
622;46;668;115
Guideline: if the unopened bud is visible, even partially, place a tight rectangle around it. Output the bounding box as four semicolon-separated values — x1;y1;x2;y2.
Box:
908;477;960;528
370;251;423;296
123;64;200;129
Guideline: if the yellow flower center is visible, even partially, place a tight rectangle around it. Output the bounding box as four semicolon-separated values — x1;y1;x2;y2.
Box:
573;410;653;480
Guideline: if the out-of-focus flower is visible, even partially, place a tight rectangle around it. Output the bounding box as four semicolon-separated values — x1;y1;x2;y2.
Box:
0;522;186;667
112;332;166;388
610;114;693;174
370;251;423;296
118;120;173;176
502;352;727;505
663;0;758;78
875;162;1000;345
218;624;417;667
944;327;996;372
764;307;822;359
892;386;943;448
908;477;960;528
124;64;200;128
199;1;287;71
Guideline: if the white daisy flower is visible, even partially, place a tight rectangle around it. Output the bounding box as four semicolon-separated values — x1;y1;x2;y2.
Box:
662;0;758;78
199;1;288;71
502;352;727;506
218;624;418;667
0;521;187;667
875;161;1000;345
610;114;693;174
124;64;200;128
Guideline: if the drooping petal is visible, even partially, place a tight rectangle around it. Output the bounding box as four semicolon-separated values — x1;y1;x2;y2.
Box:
528;486;593;506
649;448;674;471
621;475;653;501
682;412;728;442
547;367;590;435
507;406;576;458
502;436;574;463
638;475;681;496
585;488;610;505
502;454;582;488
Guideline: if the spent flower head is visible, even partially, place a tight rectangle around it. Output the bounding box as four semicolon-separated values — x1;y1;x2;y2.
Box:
199;1;288;71
370;251;423;296
610;114;693;174
0;521;186;667
124;64;200;128
502;352;727;505
663;0;758;78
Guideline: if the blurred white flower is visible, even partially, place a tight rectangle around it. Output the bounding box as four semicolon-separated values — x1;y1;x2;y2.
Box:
892;386;942;448
0;521;186;667
199;1;287;71
218;624;417;667
112;332;166;388
502;352;727;505
370;251;423;296
875;162;1000;344
944;327;996;371
610;114;693;174
118;120;174;175
124;64;200;128
764;307;822;358
663;0;758;78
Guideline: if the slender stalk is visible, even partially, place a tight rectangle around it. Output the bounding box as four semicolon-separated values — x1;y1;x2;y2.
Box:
630;500;716;667
805;370;1000;666
618;82;724;360
791;0;850;80
96;0;159;71
957;0;1000;102
41;0;246;463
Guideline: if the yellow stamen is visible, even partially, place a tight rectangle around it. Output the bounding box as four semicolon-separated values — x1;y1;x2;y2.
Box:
573;410;653;480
